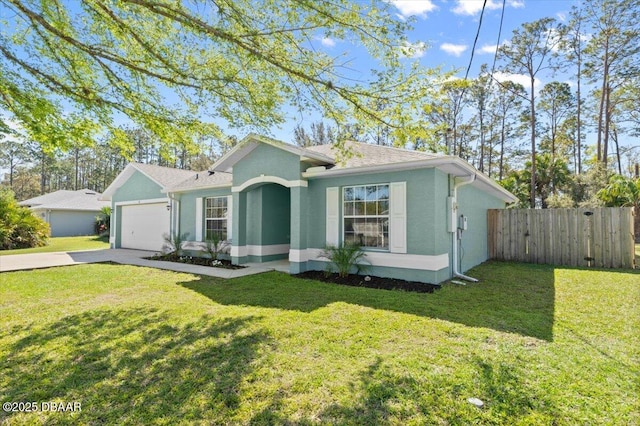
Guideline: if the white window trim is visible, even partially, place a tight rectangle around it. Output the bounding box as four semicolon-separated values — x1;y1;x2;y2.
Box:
205;196;229;241
342;183;390;251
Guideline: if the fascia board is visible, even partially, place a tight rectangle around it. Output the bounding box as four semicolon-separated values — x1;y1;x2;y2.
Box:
163;183;233;194
303;157;517;203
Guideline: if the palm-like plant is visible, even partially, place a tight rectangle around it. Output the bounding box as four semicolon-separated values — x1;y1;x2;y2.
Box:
598;175;640;209
162;232;189;256
321;243;369;278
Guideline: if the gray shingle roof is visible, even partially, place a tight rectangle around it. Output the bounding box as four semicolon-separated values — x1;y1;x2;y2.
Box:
131;163;196;188
171;170;233;191
19;189;110;211
305;141;438;169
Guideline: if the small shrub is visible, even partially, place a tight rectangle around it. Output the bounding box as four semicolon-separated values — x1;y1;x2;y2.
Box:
203;233;229;261
162;232;189;256
321;243;369;278
94;206;111;236
0;188;49;250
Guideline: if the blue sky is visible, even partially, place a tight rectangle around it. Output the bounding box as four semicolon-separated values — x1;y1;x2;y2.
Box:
273;0;584;138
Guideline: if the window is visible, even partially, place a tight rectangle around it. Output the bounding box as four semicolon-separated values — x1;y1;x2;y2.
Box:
343;184;389;249
205;197;228;240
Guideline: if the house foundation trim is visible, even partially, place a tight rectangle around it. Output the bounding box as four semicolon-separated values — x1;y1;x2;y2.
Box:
295;248;449;271
231;244;290;258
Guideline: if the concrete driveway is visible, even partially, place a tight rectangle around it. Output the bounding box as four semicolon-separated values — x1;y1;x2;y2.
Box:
0;249;154;273
0;249;280;278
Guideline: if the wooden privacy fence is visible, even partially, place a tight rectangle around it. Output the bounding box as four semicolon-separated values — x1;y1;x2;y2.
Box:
488;208;636;269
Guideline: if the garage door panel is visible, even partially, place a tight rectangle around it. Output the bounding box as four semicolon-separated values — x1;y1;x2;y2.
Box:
121;203;169;251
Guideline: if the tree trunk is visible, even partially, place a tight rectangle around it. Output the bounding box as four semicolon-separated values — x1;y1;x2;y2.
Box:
530;76;537;208
40;150;46;194
612;127;622;174
499;116;506;181
576;54;582;174
74;148;79;190
479;111;485;173
603;82;611;167
596;39;610;164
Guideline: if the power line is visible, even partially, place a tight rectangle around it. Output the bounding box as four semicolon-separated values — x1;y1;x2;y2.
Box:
488;0;529;102
490;0;507;78
464;0;488;81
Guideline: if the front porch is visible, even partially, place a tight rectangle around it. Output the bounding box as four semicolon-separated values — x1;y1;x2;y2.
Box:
243;258;291;273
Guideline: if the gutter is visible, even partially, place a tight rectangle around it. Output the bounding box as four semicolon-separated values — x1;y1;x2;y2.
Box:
451;174;479;283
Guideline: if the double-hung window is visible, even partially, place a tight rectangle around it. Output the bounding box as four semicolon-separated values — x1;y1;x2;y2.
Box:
343;184;389;250
205;197;228;240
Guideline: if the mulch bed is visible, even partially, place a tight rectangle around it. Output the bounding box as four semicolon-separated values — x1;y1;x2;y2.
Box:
146;254;246;270
295;270;440;293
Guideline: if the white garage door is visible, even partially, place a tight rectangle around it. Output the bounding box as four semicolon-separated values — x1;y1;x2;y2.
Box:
121;203;170;251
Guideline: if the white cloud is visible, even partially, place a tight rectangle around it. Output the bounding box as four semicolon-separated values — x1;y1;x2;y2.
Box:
452;0;524;16
507;0;525;8
493;72;542;91
557;12;567;22
320;37;336;48
477;40;509;55
391;0;437;19
452;0;502;16
400;41;427;58
477;44;498;55
440;43;468;57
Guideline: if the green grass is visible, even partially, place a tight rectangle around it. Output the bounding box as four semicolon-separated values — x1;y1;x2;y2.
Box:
0;235;109;255
1;262;638;425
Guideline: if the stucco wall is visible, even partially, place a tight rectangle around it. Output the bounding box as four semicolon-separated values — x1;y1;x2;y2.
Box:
304;168;452;283
255;184;290;246
46;210;97;237
233;144;301;185
112;171;165;203
457;184;506;272
305;168;450;255
177;187;231;242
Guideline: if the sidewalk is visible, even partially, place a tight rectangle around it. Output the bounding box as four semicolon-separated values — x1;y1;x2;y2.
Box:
0;249;280;278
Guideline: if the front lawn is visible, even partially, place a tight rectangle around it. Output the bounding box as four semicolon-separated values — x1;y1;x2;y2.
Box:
0;235;109;256
1;262;638;424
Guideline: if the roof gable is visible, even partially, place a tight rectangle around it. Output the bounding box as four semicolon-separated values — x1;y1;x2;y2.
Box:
101;163;195;200
211;133;334;173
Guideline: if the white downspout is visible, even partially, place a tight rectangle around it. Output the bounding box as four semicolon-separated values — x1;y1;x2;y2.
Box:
167;193;177;238
451;174;479;282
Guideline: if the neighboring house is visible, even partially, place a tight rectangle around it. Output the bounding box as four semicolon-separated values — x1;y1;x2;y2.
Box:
19;189;110;237
102;134;517;284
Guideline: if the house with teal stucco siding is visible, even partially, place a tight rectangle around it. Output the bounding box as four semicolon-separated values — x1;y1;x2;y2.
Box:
102;134;516;284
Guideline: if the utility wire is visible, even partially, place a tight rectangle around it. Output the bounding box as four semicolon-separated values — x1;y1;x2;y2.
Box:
446;0;487;157
488;0;529;102
464;0;488;81
490;0;507;78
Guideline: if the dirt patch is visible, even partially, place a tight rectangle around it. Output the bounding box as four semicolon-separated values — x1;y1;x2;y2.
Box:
146;254;245;270
295;270;440;293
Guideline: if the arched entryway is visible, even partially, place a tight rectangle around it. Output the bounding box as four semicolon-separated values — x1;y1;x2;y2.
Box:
230;176;309;273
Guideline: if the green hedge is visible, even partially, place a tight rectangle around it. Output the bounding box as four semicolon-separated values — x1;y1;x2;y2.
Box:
0;188;50;250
